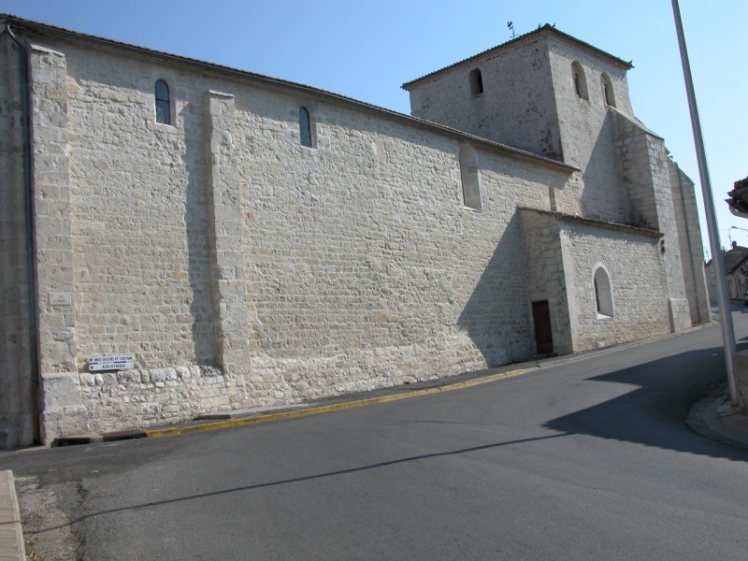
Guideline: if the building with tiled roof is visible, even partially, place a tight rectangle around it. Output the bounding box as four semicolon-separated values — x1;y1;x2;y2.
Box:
705;242;748;302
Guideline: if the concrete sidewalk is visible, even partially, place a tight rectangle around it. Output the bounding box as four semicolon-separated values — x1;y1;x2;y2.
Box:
0;470;25;561
687;383;748;451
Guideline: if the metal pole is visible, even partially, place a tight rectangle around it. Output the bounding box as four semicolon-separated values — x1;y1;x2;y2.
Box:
671;0;739;406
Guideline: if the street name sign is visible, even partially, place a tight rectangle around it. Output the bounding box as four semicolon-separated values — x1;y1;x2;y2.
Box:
88;354;135;371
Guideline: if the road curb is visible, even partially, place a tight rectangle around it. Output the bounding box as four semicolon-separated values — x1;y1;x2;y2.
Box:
686;384;748;451
49;320;723;447
0;470;26;561
56;429;147;446
55;369;525;444
48;318;726;448
146;369;525;437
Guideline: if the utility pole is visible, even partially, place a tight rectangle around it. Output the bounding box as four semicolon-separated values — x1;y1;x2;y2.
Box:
671;0;739;406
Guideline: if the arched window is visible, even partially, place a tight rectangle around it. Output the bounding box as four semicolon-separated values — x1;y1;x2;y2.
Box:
593;265;614;317
299;106;314;148
459;143;482;210
571;62;588;100
469;69;484;96
155;79;171;125
601;73;616;107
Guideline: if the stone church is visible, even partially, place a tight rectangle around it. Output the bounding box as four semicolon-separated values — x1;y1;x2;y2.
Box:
0;15;709;448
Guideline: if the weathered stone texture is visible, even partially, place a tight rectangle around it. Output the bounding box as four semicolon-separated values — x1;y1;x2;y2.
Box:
0;21;710;445
64;48;216;369
518;209;572;354
0;36;36;448
406;32;636;227
16;38;577;437
408;34;563;160
30;46;78;377
559;221;670;351
547;40;632;224
78;365;243;433
613;111;691;331
232;89;569;405
206;91;251;382
669;162;710;324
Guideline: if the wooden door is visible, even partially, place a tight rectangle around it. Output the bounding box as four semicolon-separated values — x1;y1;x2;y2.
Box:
532;300;553;354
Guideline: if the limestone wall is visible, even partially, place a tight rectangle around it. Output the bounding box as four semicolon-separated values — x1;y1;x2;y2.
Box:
232;87;567;405
407;34;563;160
406;31;640;229
518;209;572;354
669;162;710;324
18;33;574;439
64;50;216;370
2;22;705;444
0;36;36;448
613;111;691;331
546;37;632;225
559;220;670;352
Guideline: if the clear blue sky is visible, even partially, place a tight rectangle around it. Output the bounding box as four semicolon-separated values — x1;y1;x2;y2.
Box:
5;0;746;257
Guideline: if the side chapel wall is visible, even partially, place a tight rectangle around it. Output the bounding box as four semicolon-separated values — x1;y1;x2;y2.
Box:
559;220;670;351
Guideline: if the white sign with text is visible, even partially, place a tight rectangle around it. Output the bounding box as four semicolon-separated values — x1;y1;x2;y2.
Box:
88;354;135;371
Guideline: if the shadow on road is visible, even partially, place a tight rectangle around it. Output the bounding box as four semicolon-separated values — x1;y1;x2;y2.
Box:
544;344;748;463
32;432;568;534
19;331;748;539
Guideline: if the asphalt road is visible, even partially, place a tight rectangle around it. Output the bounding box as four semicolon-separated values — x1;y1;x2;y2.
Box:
3;309;748;560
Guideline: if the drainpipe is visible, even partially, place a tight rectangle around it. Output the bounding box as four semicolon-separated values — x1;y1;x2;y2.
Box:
3;23;41;444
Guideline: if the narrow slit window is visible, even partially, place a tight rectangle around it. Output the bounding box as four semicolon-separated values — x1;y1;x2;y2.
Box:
299;106;313;147
469;69;484;95
155;79;171;125
459;143;482;210
571;62;588;100
601;73;616;107
593;266;614;317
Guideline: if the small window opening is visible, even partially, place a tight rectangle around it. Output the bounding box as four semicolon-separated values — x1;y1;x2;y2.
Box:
593;266;614;317
459;143;482;210
299;106;313;147
571;62;588;100
155;79;171;125
601;73;616;107
469;69;484;96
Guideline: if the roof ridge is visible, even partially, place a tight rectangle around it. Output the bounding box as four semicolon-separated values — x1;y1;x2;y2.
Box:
402;24;633;90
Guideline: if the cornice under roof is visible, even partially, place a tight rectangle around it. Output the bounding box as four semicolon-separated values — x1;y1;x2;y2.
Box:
518;207;662;238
